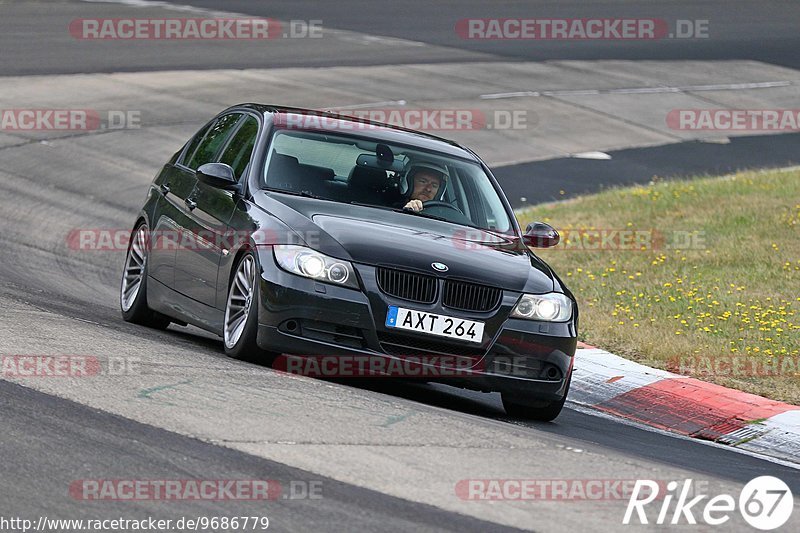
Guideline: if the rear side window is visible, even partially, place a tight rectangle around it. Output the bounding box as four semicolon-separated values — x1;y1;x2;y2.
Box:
185;113;242;170
219;116;259;179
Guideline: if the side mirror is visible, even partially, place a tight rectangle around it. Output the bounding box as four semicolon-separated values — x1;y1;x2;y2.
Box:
197;163;239;191
522;222;560;248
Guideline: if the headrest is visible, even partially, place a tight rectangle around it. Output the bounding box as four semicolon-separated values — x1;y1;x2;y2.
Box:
269;152;301;171
348;165;388;191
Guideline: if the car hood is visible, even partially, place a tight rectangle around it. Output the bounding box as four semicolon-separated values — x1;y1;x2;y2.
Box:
255;193;555;293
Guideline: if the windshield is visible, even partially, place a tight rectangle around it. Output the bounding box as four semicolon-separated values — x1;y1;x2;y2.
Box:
262;129;515;234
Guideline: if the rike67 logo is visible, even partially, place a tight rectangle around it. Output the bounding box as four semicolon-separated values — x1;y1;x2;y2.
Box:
624;477;794;530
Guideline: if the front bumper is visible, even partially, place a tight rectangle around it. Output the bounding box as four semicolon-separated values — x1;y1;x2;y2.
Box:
255;247;576;402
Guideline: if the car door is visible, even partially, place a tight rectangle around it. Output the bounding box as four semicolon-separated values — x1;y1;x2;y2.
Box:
148;119;213;287
172;112;244;302
208;114;260;309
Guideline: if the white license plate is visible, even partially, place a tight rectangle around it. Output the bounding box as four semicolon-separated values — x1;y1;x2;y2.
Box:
385;306;484;344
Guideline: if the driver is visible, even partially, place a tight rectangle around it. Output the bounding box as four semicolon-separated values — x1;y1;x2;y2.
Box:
402;162;448;212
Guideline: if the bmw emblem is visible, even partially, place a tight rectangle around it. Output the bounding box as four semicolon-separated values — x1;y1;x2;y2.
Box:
431;262;449;272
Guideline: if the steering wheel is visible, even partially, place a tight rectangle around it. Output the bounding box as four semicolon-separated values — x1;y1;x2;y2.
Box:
422;200;464;215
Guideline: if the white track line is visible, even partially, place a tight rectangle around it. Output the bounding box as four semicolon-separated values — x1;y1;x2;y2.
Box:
325;100;408;110
481;81;793;99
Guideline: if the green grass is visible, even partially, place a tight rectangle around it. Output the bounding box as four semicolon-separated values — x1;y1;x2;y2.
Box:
516;168;800;404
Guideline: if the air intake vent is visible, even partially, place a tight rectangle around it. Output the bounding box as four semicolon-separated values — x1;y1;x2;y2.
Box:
378;332;486;361
443;280;502;312
376;267;437;304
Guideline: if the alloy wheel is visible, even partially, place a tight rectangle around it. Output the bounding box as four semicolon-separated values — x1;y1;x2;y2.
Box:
120;225;149;312
224;255;256;349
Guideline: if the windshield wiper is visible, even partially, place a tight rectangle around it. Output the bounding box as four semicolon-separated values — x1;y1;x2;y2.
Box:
400;209;452;224
407;210;517;239
266;188;328;201
349;201;404;212
347;200;513;236
350;202;454;224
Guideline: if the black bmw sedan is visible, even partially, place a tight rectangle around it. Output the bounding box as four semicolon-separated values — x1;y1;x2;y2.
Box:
120;104;578;421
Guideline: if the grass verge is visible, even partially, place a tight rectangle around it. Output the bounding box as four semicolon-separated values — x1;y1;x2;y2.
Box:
516;167;800;404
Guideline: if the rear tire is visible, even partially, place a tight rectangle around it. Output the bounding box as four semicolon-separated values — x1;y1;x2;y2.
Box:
501;376;571;422
120;222;171;330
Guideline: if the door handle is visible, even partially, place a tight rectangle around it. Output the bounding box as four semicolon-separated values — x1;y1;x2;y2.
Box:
160;183;171;195
184;197;197;210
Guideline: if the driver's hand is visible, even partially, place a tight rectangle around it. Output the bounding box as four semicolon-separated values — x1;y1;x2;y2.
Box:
404;199;423;212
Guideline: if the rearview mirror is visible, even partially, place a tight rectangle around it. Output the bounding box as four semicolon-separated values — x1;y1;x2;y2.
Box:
356;153;404;172
197;163;239;191
522;222;560;248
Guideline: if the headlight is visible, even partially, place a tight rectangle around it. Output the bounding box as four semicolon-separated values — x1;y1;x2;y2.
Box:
273;245;359;289
510;293;572;322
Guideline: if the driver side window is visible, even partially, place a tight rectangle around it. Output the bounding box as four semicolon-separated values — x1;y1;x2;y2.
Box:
184;113;243;170
219;116;259;179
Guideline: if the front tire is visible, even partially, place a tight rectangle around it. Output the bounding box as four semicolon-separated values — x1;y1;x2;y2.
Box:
501;376;571;422
120;222;171;330
223;252;275;362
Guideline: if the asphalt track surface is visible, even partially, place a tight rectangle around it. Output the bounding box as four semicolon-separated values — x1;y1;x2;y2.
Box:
1;1;800;531
5;0;797;196
496;132;800;206
0;380;519;532
5;0;800;73
3;280;800;528
175;0;800;68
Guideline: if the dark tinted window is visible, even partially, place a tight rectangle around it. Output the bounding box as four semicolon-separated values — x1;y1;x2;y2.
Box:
186;113;242;170
181;121;214;166
219;116;259;179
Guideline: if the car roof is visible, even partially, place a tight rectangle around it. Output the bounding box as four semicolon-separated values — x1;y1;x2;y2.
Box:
223;103;482;162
